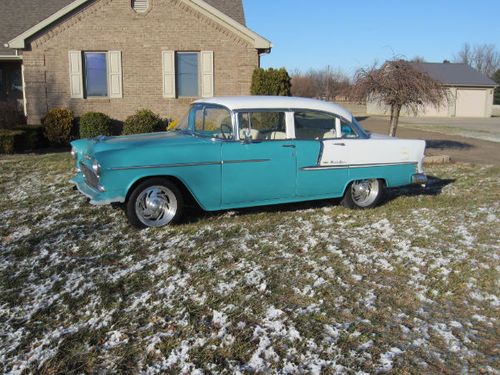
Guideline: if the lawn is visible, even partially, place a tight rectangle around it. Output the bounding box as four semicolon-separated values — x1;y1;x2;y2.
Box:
0;153;499;374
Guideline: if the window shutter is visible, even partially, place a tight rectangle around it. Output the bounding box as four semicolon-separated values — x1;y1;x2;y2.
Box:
108;51;123;98
162;51;176;98
68;51;83;99
200;51;214;98
132;0;149;13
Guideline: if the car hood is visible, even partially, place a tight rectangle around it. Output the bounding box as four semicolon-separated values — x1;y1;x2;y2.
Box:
72;131;210;155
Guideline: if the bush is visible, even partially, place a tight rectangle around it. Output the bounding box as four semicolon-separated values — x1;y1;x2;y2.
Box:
122;109;162;135
0;101;25;130
0;129;24;154
42;108;75;145
14;125;48;151
251;67;292;96
79;112;113;139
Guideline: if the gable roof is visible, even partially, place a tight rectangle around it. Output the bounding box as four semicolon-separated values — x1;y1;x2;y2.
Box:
204;0;245;25
1;0;260;55
0;0;74;55
412;62;497;87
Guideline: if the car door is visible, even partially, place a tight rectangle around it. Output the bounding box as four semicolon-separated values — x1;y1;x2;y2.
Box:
293;110;349;197
221;110;296;206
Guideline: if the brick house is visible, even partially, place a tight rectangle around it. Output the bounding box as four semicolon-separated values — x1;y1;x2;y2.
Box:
0;0;271;124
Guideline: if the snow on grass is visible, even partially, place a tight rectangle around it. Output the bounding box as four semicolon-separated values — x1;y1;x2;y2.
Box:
0;154;499;373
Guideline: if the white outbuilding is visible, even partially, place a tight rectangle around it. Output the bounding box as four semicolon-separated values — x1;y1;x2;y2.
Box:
367;62;497;118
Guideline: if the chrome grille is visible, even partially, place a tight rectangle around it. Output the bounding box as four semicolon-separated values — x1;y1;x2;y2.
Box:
80;162;99;189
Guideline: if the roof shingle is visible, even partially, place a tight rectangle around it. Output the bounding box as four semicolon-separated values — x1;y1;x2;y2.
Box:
0;0;246;55
412;62;497;87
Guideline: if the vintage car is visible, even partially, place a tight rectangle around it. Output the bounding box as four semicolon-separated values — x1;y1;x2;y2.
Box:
70;96;427;228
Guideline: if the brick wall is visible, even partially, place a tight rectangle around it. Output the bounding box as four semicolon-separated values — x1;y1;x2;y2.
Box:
22;0;260;124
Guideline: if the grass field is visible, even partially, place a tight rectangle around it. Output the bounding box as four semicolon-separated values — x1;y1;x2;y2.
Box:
0;153;499;374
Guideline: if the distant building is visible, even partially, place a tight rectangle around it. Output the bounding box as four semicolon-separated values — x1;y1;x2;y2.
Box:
367;62;497;118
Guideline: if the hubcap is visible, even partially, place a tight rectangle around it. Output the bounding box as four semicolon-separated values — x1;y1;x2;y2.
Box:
351;179;379;207
135;186;177;227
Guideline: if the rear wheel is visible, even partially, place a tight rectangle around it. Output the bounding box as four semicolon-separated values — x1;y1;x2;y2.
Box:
341;179;384;209
126;178;184;228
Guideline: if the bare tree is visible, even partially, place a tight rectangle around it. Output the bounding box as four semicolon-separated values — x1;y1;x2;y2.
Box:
454;43;500;77
411;56;426;63
350;60;448;137
291;66;350;100
455;43;473;66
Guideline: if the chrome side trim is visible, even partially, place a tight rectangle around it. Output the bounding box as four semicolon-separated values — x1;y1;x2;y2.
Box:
109;159;270;171
301;161;417;171
223;159;270;164
110;161;222;171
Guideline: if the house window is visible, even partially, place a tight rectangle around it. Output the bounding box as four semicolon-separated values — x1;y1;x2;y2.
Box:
176;52;199;97
132;0;149;13
84;52;108;97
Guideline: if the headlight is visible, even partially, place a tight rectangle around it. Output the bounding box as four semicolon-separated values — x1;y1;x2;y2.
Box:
92;160;101;177
71;148;76;160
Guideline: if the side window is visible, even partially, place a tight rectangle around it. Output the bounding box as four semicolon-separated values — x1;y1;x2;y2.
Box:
340;120;359;139
238;111;287;141
294;111;337;140
192;105;233;139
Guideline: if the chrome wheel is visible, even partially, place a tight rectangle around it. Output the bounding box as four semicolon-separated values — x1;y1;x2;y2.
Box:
135;185;178;227
350;179;380;207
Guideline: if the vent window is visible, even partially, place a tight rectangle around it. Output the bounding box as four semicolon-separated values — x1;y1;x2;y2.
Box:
132;0;149;13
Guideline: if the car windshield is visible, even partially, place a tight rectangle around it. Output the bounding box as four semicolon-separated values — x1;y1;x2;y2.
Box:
174;104;233;139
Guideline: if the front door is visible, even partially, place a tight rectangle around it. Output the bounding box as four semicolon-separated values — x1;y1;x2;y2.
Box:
221;111;296;206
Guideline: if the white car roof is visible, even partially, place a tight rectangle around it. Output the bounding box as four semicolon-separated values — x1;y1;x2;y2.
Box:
195;96;353;122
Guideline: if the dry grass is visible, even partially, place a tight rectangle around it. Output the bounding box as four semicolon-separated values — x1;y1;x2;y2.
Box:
0;153;499;373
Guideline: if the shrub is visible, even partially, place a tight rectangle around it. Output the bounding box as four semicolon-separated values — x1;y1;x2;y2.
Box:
14;125;48;151
42;108;74;145
79;112;113;139
122;109;162;135
0;101;25;130
0;129;24;154
251;67;292;96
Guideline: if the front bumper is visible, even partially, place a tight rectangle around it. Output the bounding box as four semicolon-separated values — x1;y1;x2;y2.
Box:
411;173;428;185
70;174;124;205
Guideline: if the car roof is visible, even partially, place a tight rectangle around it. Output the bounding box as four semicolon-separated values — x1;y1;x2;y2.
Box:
195;96;353;121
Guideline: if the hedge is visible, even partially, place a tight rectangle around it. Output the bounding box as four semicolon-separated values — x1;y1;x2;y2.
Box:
79;112;113;139
42;108;75;145
0;129;24;154
122;109;162;135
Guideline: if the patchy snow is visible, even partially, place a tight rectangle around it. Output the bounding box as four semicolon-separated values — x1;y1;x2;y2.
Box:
0;157;498;373
377;347;403;372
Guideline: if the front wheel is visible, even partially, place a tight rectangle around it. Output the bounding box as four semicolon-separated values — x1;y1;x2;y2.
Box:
341;179;384;209
126;178;184;228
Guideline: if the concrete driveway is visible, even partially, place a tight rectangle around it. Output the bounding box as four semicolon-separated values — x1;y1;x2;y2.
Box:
358;116;500;165
398;116;500;143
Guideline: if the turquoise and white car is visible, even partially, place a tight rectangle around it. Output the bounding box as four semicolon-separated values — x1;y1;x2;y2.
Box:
70;96;427;228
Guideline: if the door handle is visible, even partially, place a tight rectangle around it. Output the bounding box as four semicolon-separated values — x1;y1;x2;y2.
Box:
282;144;296;148
333;143;346;146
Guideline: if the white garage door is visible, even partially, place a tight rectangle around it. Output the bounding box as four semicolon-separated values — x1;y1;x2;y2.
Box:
456;89;487;117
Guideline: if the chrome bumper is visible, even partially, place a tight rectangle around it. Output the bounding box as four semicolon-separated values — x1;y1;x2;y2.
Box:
412;173;428;185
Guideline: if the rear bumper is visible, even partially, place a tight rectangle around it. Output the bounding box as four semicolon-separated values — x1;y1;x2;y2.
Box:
411;173;428;185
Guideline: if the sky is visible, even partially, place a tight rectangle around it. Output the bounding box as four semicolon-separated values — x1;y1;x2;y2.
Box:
244;0;500;77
